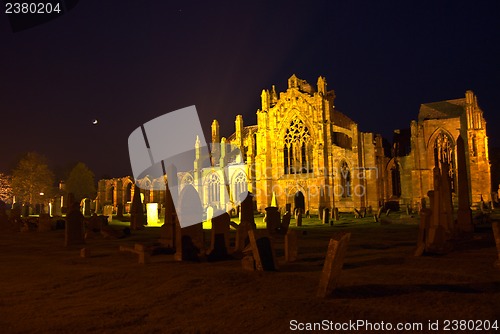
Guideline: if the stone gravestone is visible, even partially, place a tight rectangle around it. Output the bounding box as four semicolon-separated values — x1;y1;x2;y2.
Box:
317;232;351;298
333;208;339;221
322;208;330;225
175;185;204;261
38;213;52;232
265;206;281;235
116;203;124;220
130;186;145;230
285;229;298;262
103;205;114;224
65;203;85;247
52;198;62;217
206;206;214;223
234;193;257;253
492;222;500;268
207;211;231;261
296;212;303;227
159;219;175;248
415;198;432;257
280;211;292;235
146;203;160;226
247;229;278;271
82;198;91;216
160;182;177;249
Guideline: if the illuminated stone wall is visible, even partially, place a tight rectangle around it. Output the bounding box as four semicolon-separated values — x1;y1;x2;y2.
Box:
97;77;492;214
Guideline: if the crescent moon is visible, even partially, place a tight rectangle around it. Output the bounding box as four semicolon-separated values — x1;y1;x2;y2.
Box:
92;119;98;125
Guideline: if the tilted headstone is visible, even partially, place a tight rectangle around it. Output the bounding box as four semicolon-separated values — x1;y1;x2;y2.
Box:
280;211;292;234
234;194;257;252
317;232;351;298
247;229;278;271
285;229;298;262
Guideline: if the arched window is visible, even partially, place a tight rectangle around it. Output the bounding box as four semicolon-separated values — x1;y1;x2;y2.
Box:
339;161;351;198
232;172;247;202
125;183;132;202
207;173;220;204
391;165;402;197
433;131;456;192
180;174;193;193
284;118;312;174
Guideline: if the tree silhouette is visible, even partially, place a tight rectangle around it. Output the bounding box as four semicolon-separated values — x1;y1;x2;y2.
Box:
65;162;96;202
11;152;54;204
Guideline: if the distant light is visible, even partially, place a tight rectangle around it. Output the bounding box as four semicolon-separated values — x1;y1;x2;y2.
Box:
40;192;44;196
92;119;98;125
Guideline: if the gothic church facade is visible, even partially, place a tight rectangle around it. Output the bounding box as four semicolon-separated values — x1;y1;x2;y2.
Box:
96;75;491;215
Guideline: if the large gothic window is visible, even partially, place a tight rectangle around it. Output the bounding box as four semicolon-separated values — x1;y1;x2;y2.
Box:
391;165;402;197
207;173;220;204
232;172;247;202
339;161;352;198
284;118;313;174
433;131;456;192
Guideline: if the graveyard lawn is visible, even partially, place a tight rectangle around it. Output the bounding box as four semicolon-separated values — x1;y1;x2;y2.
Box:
1;214;499;334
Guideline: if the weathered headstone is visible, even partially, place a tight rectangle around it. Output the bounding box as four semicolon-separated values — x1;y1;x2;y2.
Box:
322;208;330;225
130;185;145;230
285;229;298;262
159;219;175;248
207;211;231;261
81;198;91;216
103;205;114;224
65;203;85;247
280;211;292;235
415;199;432;257
234;193;257;253
247;229;278;271
265;206;281;234
317;232;351;298
240;193;256;229
333;208;339;221
296;212;303;227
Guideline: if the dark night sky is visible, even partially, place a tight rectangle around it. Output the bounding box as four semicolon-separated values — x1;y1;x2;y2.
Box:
1;1;499;180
